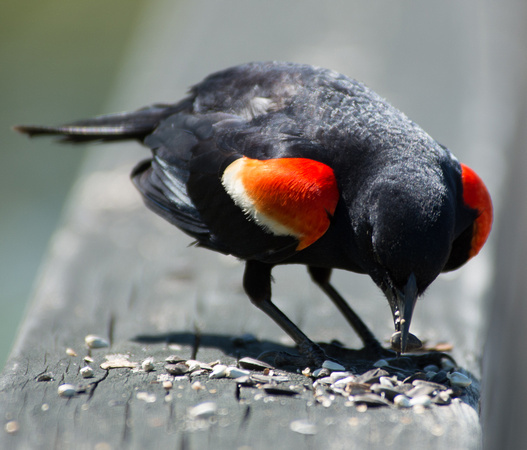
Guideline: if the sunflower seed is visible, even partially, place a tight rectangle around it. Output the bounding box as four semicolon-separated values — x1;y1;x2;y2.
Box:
356;368;389;384
406;384;437;398
322;360;346;371
37;373;54;382
290;419;318;435
238;357;274;371
412;380;448;391
431;391;452;405
390;331;423;352
80;366;94;378
373;359;389;368
165;363;188;375
142;357;155;372
329;371;351;383
188;401;217;419
447;371;472;388
165;355;185;364
226;367;250;378
393;395;412;408
58;384;76;398
370;384;401;401
351;393;391;407
84;335;109;349
209;364;228;379
409;395;432;407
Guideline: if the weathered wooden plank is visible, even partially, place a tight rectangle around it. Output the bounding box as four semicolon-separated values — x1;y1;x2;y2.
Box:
2;0;507;448
0;151;481;449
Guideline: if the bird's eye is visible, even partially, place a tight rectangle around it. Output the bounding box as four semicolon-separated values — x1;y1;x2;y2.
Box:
460;163;493;259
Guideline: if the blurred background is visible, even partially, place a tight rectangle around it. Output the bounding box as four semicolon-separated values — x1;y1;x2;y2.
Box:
1;0;146;367
1;0;526;445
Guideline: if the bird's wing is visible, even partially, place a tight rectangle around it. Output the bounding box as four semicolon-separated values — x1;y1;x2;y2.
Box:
133;111;340;263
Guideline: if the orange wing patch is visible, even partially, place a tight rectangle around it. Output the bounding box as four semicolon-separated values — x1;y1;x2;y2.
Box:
222;157;339;250
460;163;493;258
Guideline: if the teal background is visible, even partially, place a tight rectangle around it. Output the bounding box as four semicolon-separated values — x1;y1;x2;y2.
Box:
0;0;146;368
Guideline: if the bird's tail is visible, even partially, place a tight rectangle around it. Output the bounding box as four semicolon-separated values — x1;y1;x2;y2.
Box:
14;103;184;143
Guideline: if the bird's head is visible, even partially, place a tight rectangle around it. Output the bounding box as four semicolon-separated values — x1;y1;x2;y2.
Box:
367;182;454;354
356;156;492;353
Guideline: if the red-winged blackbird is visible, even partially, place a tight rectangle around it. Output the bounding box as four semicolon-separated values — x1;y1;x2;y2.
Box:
16;62;492;364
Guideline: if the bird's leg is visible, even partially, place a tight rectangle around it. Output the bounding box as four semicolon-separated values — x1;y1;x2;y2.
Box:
243;260;327;366
308;266;385;353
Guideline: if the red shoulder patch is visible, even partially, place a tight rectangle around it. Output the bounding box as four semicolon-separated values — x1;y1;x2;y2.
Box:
460;163;493;258
222;157;339;250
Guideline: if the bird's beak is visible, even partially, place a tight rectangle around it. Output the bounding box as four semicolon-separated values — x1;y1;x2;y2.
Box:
391;273;418;353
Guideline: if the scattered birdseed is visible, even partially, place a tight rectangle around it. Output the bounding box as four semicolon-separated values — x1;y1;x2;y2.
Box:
208;360;222;367
332;376;357;389
100;354;139;370
238;357;274;371
329;371;350;383
390;331;423;352
165;363;189;376
5;421;19;434
413;379;448;391
447;371;472;388
66;348;77;357
406;384;437;398
290;419;318;435
373;359;389;368
251;373;290;383
188;401;217;419
136;392;156;403
84;335;109;349
185;360;202;372
393;395;412;408
165;355;185;364
409;395;432;408
356;368;390;384
353;393;392;407
163;380;173;390
431;391;452;405
312;368;330;378
80;366;94;378
36;373;54;382
84;356;94;364
142;357;155;372
225;367;251;378
209;364;228;379
322;360;346;371
370;384;403;401
314;376;333;386
379;376;394;387
58;384;76;398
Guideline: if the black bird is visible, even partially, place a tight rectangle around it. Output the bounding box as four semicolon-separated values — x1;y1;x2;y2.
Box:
16;62;492;365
